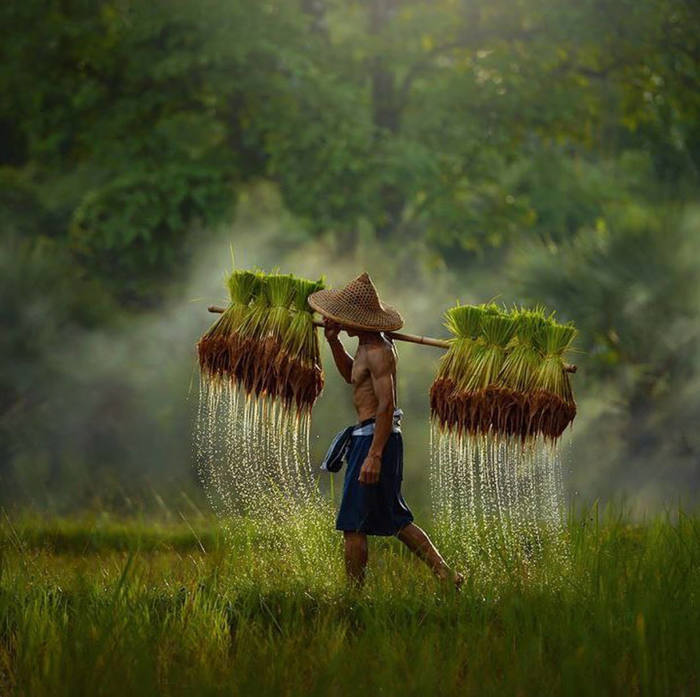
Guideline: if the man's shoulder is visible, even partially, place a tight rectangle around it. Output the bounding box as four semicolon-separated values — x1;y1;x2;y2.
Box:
363;336;395;354
364;339;396;374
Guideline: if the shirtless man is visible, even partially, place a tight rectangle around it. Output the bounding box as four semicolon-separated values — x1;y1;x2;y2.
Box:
321;315;463;589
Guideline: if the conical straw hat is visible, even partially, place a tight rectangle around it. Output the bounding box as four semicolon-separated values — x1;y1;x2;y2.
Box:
307;272;403;332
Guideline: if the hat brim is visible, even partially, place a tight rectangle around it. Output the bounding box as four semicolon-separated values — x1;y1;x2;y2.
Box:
308;289;404;332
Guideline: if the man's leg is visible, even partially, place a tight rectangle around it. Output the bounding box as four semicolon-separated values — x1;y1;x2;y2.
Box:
396;523;464;588
343;531;368;586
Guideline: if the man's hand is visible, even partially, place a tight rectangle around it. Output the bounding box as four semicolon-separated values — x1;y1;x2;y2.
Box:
323;317;341;342
358;453;381;485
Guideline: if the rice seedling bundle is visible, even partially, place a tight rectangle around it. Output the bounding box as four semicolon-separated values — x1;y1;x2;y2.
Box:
495;306;550;438
197;270;325;413
528;321;577;441
456;306;517;435
429;304;485;432
245;272;297;398
430;302;578;442
277;278;325;411
196;270;259;383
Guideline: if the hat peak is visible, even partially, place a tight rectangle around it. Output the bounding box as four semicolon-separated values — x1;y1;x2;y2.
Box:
343;272;381;310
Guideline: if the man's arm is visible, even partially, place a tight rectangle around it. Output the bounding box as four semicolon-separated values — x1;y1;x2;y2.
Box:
323;318;353;383
358;345;396;485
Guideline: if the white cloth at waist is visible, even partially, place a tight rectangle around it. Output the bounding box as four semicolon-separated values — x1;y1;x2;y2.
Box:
351;408;403;436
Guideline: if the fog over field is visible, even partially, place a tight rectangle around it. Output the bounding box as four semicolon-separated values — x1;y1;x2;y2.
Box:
3;0;700;516
5;184;698;515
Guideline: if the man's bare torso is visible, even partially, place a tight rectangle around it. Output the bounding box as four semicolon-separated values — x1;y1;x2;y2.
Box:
351;336;398;421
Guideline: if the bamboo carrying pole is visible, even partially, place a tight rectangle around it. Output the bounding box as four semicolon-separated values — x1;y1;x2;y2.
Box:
206;305;578;373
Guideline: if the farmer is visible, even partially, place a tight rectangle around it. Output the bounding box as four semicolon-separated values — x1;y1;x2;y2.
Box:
308;273;464;589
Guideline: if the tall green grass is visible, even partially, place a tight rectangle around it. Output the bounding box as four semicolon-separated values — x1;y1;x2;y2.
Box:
0;506;698;696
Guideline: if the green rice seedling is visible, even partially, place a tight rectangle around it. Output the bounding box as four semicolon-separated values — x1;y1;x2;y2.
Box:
529;319;578;441
255;273;297;397
496;306;549;439
227;270;260;311
234;271;275;395
463;309;516;392
455;307;516;435
499;307;548;392
197;270;259;383
237;271;273;343
276;277;325;411
430;304;485;431
226;270;262;379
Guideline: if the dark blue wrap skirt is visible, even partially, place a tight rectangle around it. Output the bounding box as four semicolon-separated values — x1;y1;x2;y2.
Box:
335;429;414;536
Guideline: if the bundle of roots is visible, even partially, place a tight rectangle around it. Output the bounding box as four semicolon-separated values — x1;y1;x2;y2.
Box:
430;303;578;442
196;270;325;413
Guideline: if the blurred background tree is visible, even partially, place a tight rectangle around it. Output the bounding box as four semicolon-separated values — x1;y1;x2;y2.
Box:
1;0;698;512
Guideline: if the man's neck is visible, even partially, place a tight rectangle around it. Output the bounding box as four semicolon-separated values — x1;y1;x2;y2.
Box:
357;331;384;346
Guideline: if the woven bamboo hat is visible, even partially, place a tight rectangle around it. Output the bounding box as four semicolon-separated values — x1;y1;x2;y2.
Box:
307;272;403;332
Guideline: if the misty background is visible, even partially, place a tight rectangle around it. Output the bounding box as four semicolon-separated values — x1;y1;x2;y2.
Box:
2;0;699;516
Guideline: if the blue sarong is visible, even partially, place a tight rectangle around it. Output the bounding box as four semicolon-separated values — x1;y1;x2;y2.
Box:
330;409;414;536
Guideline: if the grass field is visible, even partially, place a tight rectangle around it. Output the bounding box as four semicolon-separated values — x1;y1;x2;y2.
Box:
0;505;698;697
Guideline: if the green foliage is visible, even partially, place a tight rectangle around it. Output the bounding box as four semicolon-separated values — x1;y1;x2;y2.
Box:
0;0;263;306
70;165;235;303
3;0;699;293
510;203;700;493
511;204;699;380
